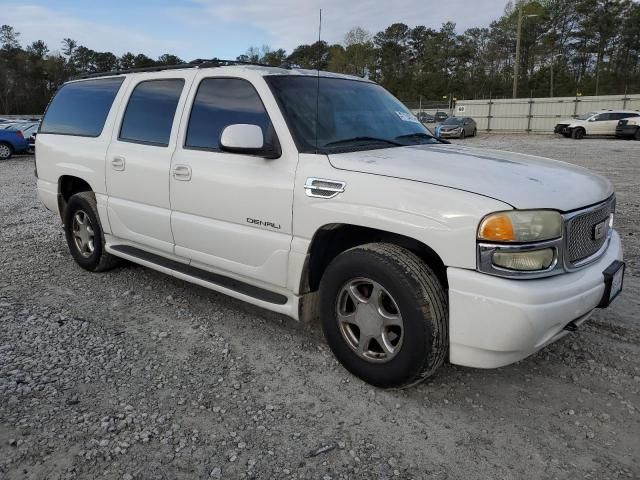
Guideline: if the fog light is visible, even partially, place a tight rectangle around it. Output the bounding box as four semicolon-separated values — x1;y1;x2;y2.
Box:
492;248;555;271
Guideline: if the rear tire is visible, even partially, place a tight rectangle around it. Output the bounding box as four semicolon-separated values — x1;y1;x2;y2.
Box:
0;142;13;160
571;128;585;140
319;243;448;388
63;191;121;272
635;128;640;141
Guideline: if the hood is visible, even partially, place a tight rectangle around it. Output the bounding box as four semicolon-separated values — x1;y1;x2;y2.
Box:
328;144;612;211
558;118;585;125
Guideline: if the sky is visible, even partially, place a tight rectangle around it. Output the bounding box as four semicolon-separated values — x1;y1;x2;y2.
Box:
0;0;508;60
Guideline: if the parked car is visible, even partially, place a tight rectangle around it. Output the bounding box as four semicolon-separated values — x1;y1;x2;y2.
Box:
36;64;624;388
435;117;477;139
554;109;640;139
416;112;435;124
0;128;30;159
615;117;640;140
21;123;40;152
434;111;449;122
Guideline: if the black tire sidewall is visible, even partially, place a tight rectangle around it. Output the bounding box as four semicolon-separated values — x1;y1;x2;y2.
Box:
64;194;106;271
635;128;640;141
320;249;436;388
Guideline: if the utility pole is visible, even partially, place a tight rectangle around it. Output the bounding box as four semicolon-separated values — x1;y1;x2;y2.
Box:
513;6;523;99
550;60;554;98
513;3;538;99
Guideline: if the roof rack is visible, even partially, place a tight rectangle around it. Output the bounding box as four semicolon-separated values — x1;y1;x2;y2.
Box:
76;58;288;80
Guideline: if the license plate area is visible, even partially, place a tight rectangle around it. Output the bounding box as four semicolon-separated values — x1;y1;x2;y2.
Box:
597;260;625;308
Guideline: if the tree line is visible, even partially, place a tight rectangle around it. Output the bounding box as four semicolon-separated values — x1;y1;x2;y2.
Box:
1;0;639;114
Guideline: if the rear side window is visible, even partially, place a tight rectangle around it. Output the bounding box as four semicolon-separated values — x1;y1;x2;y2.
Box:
40;77;124;137
119;79;184;146
185;78;273;151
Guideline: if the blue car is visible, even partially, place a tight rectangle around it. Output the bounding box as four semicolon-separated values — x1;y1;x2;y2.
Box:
0;128;30;160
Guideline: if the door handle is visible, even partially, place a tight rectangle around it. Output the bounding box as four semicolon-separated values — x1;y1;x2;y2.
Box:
111;156;125;171
173;165;192;181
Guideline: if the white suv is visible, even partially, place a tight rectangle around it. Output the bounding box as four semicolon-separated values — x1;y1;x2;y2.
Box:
36;62;624;387
554;109;640;139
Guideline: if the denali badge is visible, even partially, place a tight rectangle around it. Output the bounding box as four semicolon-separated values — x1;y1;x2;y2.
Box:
593;219;607;240
247;218;281;230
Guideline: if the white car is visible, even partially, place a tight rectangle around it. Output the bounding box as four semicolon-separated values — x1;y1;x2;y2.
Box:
35;63;624;388
554;109;640;139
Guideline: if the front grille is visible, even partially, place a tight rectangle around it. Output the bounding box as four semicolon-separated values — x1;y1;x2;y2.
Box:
618;119;628;126
565;197;615;266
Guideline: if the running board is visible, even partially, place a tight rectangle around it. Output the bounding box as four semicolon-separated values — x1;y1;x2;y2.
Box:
110;245;288;305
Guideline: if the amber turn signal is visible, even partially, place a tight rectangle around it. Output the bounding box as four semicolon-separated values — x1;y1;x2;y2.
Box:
478;214;516;242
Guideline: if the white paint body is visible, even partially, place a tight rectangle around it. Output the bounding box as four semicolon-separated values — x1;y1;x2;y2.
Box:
36;66;624;370
558;109;640;136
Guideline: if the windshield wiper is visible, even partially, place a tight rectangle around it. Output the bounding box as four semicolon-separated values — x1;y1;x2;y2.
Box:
323;136;403;148
395;132;450;144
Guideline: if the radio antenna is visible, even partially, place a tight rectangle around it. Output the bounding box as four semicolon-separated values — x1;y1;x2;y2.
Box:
314;9;322;153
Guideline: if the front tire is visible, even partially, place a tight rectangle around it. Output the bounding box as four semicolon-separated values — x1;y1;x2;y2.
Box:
0;142;13;160
64;191;121;272
571;128;585;140
319;243;448;388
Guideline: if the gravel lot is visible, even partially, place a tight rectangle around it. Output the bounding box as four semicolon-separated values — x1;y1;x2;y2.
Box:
1;135;638;480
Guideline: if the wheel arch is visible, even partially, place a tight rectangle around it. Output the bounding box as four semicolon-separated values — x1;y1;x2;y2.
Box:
300;223;448;295
57;175;94;221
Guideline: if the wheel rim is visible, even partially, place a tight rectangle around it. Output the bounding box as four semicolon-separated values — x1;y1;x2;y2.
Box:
72;210;95;257
336;278;404;363
0;144;10;158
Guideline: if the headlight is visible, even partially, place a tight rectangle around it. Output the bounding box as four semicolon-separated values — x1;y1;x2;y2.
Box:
478;210;562;243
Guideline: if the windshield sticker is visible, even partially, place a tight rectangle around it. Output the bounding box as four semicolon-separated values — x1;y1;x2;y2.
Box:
395;111;421;124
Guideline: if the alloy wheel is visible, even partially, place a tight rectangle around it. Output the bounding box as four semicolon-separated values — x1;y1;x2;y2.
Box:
336;278;404;363
72;210;95;257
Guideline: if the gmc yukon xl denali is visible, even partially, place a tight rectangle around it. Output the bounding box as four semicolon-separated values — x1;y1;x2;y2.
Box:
35;62;625;388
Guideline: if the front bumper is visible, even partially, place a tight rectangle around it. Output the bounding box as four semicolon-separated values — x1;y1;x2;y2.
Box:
447;229;623;368
554;124;570;134
438;129;462;138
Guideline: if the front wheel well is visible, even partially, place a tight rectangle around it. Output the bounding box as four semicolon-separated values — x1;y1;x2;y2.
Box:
58;175;93;221
301;224;448;294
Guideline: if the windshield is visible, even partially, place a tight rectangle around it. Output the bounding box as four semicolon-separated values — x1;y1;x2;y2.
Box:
442;117;464;125
265;76;438;153
576;111;596;120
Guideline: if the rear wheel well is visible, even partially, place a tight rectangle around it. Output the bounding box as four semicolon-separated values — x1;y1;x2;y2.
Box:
58;176;93;221
301;224;448;294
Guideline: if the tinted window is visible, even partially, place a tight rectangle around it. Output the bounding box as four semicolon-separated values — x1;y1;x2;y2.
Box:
40;77;124;136
595;113;612;121
119;79;184;146
186;78;274;151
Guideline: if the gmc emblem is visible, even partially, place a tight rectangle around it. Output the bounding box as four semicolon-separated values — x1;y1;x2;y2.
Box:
593;220;608;240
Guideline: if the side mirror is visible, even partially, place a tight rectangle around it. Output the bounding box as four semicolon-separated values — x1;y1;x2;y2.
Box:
220;124;280;159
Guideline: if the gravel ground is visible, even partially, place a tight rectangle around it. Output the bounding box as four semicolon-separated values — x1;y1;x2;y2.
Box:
1;135;638;480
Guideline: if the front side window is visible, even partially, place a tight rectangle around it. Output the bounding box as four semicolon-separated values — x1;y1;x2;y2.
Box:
119;79;184;146
40;77;124;137
576;111;596;120
185;78;275;151
265;76;438;153
594;113;612;121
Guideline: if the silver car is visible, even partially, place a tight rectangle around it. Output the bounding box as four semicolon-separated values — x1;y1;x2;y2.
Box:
436;117;477;139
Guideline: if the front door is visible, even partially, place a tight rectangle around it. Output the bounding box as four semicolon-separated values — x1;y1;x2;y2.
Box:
169;73;297;288
106;72;194;253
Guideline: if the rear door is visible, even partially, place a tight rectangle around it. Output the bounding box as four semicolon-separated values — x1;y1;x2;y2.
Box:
106;71;195;254
169;71;297;288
